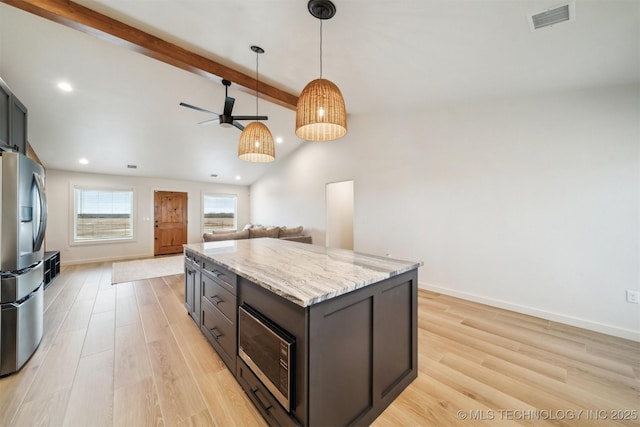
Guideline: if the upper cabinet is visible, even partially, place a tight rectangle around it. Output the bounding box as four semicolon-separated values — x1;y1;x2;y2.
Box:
0;77;28;155
11;96;27;155
0;79;10;148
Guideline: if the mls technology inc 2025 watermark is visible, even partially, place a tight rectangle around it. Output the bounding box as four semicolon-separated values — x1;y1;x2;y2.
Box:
456;409;638;422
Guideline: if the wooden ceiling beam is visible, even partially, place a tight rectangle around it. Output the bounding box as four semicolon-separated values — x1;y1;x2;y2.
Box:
0;0;299;110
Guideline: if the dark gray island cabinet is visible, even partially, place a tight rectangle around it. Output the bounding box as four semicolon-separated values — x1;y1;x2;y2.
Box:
184;239;422;426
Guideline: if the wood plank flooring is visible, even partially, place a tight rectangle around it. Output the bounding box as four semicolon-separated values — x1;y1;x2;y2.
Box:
0;262;638;426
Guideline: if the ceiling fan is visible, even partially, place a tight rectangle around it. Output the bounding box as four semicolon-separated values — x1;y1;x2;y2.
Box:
179;79;267;131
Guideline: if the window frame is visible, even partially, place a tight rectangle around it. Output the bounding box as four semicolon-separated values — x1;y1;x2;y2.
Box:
70;185;136;245
202;193;238;234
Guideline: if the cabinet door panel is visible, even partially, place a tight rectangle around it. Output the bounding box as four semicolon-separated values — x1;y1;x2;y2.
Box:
0;79;9;148
376;279;413;397
194;268;201;325
11;96;27;154
309;297;373;426
184;262;195;314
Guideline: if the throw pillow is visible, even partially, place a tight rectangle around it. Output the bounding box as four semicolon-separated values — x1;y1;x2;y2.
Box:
249;226;280;239
279;226;304;238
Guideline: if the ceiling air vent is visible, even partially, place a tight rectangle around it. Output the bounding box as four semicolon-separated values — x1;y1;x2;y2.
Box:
530;3;574;30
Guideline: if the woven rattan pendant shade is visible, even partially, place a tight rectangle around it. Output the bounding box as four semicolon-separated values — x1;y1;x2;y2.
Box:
238;45;275;163
296;0;347;142
238;121;275;163
295;78;347;141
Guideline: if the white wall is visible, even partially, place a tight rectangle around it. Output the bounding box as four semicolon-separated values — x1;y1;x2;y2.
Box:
45;169;249;264
326;180;354;249
250;84;640;341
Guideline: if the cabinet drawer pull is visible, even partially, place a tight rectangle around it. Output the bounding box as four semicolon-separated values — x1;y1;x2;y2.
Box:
253;388;272;411
211;269;222;277
209;327;222;339
210;295;222;305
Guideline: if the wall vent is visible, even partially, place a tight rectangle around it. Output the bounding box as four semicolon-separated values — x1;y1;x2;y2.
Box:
530;3;574;30
127;164;137;169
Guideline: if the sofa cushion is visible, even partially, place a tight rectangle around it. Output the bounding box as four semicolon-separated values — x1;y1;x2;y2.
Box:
243;223;264;230
249;227;280;239
203;229;249;242
280;235;312;244
279;226;304;238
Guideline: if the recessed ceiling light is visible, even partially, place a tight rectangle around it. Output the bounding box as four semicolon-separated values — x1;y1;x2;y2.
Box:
235;175;241;180
79;158;89;165
57;82;73;92
276;137;283;144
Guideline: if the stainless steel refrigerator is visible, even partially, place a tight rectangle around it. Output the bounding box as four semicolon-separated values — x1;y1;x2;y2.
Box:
0;151;47;376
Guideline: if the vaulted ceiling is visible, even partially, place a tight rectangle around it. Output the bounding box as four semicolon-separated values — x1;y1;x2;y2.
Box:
0;0;637;184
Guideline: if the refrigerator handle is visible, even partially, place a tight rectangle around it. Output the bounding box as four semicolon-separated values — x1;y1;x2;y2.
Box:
33;172;47;252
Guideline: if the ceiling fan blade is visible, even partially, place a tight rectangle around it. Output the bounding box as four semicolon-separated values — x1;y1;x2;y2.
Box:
223;97;235;116
179;102;219;115
232;121;245;131
232;116;268;121
197;118;220;126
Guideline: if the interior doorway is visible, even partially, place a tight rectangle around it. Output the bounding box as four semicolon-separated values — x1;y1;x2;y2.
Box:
154;190;188;256
326;180;354;250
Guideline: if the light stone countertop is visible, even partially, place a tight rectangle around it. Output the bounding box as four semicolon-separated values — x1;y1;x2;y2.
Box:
184;238;423;307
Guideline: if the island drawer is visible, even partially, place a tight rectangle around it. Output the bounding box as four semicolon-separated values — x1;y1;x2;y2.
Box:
202;259;236;294
202;274;236;322
201;298;236;370
237;359;296;427
184;250;201;267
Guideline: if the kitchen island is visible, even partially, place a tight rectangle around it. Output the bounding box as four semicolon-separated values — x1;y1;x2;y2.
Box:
184;238;422;426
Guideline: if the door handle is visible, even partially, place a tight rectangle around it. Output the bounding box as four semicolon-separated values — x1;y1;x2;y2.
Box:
33;172;47;251
209;295;221;305
209;327;222;339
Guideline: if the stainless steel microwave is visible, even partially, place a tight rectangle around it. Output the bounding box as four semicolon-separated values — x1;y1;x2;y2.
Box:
238;304;295;412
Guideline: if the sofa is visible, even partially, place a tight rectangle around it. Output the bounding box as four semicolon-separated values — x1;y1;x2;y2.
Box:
203;224;312;244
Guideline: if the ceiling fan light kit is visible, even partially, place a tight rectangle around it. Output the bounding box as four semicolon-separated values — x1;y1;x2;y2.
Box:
295;0;348;142
238;45;275;163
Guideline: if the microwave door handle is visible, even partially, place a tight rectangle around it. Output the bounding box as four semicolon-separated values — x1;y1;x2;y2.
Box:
32;172;48;251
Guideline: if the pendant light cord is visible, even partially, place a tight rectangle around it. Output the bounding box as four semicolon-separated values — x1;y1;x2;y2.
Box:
319;19;323;79
255;49;259;118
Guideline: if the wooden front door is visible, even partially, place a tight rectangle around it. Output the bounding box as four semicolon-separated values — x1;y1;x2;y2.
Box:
154;190;188;256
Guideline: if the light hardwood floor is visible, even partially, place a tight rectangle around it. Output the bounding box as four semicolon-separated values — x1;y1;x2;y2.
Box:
0;262;638;426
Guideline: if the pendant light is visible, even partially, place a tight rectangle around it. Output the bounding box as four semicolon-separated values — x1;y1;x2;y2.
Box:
295;0;347;142
238;46;275;163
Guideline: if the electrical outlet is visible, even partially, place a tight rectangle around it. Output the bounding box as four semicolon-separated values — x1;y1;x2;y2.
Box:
626;290;640;304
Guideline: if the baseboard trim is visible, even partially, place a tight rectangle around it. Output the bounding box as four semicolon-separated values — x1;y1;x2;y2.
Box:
419;282;640;342
60;253;154;266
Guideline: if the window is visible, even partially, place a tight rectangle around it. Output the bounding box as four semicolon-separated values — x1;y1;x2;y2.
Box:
203;194;237;233
73;187;134;242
